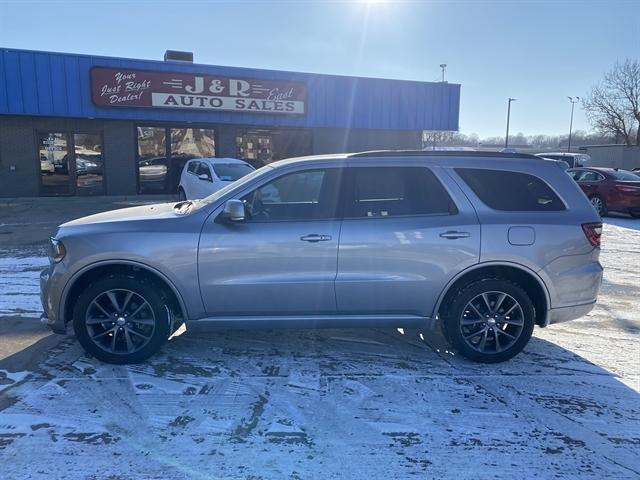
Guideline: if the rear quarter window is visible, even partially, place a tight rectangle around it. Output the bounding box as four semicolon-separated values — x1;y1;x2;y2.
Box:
455;168;565;211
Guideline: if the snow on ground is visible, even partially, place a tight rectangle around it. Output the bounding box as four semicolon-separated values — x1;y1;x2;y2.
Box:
0;249;47;318
0;221;638;479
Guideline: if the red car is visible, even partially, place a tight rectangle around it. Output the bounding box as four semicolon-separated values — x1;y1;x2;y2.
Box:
567;167;640;217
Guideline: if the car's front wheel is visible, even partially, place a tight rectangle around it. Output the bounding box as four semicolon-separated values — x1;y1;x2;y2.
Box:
73;275;170;364
442;279;535;363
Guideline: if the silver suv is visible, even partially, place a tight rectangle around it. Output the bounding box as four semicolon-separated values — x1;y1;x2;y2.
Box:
40;151;603;364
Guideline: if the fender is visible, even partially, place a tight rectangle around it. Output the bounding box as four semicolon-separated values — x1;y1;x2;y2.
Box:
431;260;552;324
59;259;190;324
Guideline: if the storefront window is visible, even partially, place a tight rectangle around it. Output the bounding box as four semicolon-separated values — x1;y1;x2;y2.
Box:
236;132;273;168
236;129;312;168
39;132;70;195
74;133;104;195
137;127;168;194
137;126;216;194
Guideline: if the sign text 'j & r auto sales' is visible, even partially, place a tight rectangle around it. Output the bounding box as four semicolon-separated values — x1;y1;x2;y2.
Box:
90;67;306;115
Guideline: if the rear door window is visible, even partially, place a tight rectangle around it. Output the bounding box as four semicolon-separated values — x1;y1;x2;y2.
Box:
455;168;565;211
344;167;456;218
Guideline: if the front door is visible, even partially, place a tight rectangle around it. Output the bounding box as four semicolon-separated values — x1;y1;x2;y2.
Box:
38;132;105;196
335;165;480;317
198;167;343;315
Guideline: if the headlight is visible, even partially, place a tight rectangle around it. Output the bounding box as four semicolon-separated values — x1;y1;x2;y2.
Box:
50;237;66;263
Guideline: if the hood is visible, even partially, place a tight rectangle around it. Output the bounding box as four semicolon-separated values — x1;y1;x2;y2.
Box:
61;202;184;227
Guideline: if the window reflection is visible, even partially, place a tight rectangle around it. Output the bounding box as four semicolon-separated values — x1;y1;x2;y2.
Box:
137;127;168;194
39;132;70;195
74;133;104;195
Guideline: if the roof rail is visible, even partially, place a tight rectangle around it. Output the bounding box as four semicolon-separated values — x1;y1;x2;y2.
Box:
347;149;542;160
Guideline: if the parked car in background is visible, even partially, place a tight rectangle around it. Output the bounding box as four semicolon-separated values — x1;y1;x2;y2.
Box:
178;157;255;200
567;167;640;217
40;154;54;175
536;152;591;168
41;151;603;365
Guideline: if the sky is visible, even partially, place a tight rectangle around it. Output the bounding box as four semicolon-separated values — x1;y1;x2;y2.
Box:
1;0;638;138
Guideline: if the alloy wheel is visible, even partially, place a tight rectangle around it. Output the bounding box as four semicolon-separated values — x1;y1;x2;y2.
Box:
84;289;156;355
459;291;524;354
591;197;604;215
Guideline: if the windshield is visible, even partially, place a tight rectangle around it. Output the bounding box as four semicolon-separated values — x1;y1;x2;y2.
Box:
195;165;273;208
213;163;255;181
609;169;640;181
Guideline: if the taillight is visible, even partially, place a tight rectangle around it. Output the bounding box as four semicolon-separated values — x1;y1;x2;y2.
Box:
582;222;602;248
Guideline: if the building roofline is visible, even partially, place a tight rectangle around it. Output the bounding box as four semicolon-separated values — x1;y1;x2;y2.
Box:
0;47;461;87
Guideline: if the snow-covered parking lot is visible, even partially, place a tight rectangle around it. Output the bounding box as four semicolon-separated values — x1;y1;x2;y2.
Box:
0;219;638;479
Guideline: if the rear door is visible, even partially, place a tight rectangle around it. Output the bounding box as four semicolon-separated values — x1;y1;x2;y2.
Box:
335;164;480;317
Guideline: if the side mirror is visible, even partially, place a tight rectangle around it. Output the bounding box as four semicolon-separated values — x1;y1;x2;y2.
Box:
198;173;212;182
221;199;245;222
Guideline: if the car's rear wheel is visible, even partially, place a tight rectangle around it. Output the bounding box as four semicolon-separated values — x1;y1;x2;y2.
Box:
73;275;169;364
443;279;535;363
590;195;607;217
178;187;187;201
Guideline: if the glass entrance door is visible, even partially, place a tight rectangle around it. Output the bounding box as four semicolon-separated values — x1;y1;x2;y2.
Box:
74;133;104;195
39;133;71;196
39;132;105;196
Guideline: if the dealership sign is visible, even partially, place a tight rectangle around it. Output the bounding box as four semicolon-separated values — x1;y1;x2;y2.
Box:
90;67;306;115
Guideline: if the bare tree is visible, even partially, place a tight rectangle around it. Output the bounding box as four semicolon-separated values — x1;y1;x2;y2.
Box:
583;59;640;146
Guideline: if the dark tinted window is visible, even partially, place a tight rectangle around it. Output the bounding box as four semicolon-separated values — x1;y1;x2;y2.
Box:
213;163;255;181
456;168;565;211
345;167;455;218
242;169;341;221
187;161;199;173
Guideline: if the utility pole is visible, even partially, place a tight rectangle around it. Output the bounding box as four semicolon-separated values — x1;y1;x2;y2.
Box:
439;64;447;82
505;98;517;148
567;96;580;152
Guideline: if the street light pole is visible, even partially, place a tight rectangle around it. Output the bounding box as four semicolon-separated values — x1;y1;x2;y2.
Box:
567;96;580;152
505;98;517;148
439;64;447;82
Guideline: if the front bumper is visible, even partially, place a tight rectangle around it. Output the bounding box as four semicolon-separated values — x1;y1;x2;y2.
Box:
40;266;66;334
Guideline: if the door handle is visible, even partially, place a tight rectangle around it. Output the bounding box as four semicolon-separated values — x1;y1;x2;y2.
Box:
439;231;470;240
300;234;332;242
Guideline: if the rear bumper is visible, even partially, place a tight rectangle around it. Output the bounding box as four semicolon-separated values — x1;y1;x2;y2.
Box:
547;300;596;325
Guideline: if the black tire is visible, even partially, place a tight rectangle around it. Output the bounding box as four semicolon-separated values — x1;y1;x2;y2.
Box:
590;195;607;217
178;188;187;201
73;275;170;364
443;279;535;363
